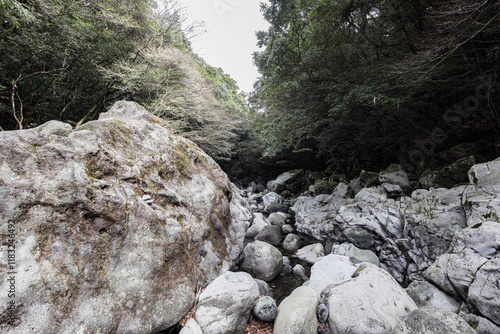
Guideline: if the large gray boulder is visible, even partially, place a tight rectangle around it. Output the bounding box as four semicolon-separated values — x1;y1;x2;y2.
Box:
323;263;417;334
0;101;248;334
390;306;475;334
240;241;283;282
195;271;259;334
273;287;318;334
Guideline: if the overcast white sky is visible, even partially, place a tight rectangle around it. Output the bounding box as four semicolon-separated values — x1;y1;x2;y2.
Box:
178;0;270;93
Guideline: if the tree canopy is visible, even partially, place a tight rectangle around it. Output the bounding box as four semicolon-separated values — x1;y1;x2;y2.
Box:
0;0;250;162
252;0;500;175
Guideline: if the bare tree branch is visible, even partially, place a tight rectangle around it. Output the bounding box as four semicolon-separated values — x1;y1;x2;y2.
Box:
11;65;70;129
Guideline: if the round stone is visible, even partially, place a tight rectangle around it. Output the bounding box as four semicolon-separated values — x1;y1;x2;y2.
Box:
253;296;278;322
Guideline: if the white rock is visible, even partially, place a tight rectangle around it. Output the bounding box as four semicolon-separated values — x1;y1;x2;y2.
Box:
262;192;283;207
468;258;500;326
179;318;202;334
332;243;380;266
245;213;271;238
273;287;318;334
195;272;259;334
405;280;461;313
324;263;417;334
296;243;325;264
390;306;475;334
308;254;357;300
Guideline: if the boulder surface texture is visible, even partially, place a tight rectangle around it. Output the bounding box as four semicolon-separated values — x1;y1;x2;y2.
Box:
0;101;250;333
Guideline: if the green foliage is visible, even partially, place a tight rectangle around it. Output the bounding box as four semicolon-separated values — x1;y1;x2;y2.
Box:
0;0;34;27
0;0;250;163
0;0;150;129
252;0;500;175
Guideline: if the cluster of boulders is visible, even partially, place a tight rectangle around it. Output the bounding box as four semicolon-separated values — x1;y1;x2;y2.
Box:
184;157;500;333
1;101;498;334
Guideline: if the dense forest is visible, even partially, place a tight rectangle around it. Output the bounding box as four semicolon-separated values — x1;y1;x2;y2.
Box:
251;0;500;177
1;0;500;181
0;0;251;162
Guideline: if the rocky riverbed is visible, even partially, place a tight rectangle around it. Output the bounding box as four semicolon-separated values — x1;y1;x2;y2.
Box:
1;101;498;334
179;158;500;334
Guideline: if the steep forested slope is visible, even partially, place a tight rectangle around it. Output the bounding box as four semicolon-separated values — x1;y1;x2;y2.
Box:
0;0;250;162
251;0;500;176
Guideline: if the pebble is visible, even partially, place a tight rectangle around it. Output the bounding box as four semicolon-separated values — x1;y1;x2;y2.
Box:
282;224;294;234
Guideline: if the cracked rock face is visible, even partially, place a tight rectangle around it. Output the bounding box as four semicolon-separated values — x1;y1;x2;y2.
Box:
425;221;500;326
0;101;250;334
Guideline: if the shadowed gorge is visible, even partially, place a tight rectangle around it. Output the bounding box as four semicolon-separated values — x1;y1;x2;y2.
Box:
1;0;500;333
